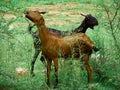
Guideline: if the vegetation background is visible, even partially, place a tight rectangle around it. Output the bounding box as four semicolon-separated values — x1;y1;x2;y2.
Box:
0;0;120;90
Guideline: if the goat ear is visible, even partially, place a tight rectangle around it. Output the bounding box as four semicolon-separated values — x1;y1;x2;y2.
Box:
40;11;47;14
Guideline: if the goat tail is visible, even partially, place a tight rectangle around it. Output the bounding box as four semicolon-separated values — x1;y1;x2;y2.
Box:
28;23;35;34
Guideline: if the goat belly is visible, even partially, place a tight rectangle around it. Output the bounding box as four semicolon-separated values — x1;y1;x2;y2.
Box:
60;48;72;58
42;46;59;60
60;46;80;59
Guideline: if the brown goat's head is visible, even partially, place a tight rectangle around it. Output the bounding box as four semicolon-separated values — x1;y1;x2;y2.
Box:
24;11;46;26
81;13;98;29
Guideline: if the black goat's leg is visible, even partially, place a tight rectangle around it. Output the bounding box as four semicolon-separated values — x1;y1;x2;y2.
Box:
31;49;40;76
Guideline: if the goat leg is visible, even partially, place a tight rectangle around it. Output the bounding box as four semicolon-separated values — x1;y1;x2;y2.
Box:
31;49;40;76
82;54;92;83
53;59;59;88
46;60;52;87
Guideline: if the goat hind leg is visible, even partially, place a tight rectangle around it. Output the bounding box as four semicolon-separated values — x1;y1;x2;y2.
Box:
31;49;40;76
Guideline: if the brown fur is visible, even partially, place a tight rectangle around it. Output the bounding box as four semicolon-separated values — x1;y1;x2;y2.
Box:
25;11;97;87
28;13;99;76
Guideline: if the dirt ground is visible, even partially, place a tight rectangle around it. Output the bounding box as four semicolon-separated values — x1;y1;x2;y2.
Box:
1;2;90;27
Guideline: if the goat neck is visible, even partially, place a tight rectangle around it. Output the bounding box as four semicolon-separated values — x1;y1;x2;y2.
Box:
37;24;50;43
74;19;88;33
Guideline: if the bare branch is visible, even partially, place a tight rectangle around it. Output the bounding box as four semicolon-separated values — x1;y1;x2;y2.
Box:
111;1;119;22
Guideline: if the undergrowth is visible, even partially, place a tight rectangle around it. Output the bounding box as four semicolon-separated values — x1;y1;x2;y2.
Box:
0;0;120;90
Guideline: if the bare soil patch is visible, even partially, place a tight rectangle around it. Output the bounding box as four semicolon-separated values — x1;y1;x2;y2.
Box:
27;2;84;26
1;2;89;28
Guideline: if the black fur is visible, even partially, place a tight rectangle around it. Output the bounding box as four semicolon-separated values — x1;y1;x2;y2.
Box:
29;14;99;76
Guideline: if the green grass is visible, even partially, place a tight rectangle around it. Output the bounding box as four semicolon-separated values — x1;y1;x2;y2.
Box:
0;0;120;90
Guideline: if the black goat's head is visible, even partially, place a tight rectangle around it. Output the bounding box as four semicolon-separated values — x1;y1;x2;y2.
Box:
81;13;98;29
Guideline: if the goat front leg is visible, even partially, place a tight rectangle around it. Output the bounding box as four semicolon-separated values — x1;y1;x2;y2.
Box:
31;49;40;76
82;54;92;83
47;59;52;87
53;59;58;88
83;38;100;52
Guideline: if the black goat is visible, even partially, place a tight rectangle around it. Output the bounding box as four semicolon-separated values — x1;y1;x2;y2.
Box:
28;13;99;76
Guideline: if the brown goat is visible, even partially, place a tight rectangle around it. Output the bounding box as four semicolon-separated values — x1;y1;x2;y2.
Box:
25;11;98;87
28;13;99;76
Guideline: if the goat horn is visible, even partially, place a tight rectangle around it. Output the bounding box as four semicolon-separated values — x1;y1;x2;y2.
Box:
80;13;86;17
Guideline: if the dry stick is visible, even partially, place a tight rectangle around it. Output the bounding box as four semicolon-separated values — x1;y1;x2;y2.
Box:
103;3;120;51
